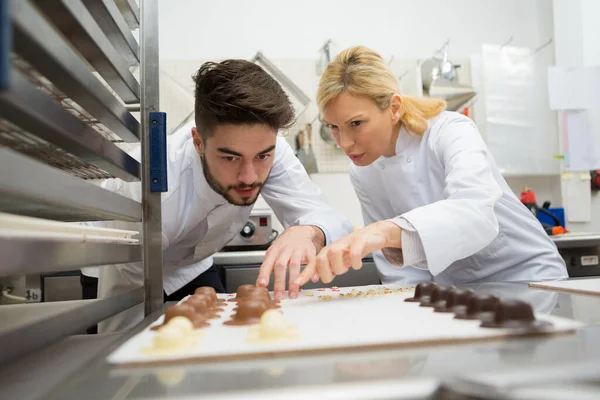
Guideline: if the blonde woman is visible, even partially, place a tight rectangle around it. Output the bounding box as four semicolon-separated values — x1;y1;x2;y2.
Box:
297;46;567;286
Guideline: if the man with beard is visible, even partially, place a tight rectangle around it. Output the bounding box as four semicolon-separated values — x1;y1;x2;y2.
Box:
84;60;353;332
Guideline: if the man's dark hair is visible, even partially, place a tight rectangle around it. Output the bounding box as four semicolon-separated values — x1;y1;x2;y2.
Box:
193;60;295;137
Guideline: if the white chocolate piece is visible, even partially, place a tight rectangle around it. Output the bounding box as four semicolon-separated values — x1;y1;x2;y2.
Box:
259;310;289;338
141;317;202;355
247;309;299;343
153;325;186;349
165;316;194;333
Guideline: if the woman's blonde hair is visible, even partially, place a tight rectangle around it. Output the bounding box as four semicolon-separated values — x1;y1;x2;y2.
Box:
317;46;446;135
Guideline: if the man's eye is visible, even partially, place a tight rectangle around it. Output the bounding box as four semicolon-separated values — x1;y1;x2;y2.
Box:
222;156;237;162
257;154;271;160
350;120;362;127
327;124;338;130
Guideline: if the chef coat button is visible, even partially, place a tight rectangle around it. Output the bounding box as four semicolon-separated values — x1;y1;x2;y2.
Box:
407;157;412;163
381;164;386;170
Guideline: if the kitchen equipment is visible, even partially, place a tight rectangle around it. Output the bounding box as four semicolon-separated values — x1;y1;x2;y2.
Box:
319;123;336;145
296;129;308;170
420;40;459;89
551;233;600;277
252;52;311;129
218;257;380;293
520;187;566;236
221;210;277;252
311;113;337;147
303;123;318;174
421;41;477;112
315;39;334;76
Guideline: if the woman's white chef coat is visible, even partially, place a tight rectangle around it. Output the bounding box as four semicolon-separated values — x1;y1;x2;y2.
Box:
350;111;567;285
91;121;353;331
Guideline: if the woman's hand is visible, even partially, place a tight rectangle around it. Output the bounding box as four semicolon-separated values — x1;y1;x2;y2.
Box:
296;221;402;285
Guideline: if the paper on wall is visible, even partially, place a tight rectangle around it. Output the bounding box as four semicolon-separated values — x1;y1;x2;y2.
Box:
562;172;592;222
548;66;600;110
562;110;600;171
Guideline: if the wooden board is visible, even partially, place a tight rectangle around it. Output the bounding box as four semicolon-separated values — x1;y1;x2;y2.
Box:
529;278;600;296
107;285;583;366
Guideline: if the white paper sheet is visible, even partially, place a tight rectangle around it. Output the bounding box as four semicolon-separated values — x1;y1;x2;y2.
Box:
548;66;600;110
562;110;600;171
562;172;592;222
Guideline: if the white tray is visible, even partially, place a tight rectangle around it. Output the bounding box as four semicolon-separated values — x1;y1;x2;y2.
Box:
107;285;583;366
529;278;600;296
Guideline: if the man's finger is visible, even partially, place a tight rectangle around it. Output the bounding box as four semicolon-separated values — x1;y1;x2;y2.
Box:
256;247;278;287
273;249;292;300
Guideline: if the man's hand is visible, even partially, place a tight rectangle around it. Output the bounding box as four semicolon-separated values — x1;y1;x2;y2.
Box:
296;221;402;285
256;225;324;300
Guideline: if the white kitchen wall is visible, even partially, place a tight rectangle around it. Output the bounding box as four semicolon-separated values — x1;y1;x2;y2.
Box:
157;0;570;230
158;0;548;61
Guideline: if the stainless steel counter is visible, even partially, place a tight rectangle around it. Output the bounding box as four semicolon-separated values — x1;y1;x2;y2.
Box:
213;252;381;292
551;233;600;277
7;281;598;400
213;250;268;266
551;233;600;249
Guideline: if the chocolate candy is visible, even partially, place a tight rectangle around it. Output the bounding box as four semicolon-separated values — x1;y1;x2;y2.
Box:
434;289;474;313
151;303;209;330
185;294;220;319
225;299;270;326
233;286;279;311
420;285;455;307
194;286;226;306
229;284;259;302
405;282;437;303
454;293;499;320
481;299;552;329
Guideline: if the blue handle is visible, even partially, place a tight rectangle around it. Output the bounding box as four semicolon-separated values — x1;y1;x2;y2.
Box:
149;112;167;193
0;0;10;89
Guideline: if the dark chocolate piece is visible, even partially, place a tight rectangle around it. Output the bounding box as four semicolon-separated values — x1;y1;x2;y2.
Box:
194;286;226;305
224;299;269;326
229;284;256;302
185;294;220;319
151;303;209;330
455;293;499;320
434;289;474;313
233;287;280;310
480;299;552;329
420;285;455;307
405;281;438;303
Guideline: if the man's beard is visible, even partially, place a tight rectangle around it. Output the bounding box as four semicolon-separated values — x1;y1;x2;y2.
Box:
201;156;266;206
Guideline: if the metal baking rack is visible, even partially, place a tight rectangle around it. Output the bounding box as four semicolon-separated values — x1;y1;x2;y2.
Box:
0;0;165;366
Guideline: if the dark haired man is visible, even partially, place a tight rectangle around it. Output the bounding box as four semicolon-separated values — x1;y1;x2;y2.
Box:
87;60;352;331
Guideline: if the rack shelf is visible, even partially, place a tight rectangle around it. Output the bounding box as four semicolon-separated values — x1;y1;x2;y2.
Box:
11;0;140;142
0;288;143;365
82;0;140;66
0;238;141;277
0;68;140;182
114;0;139;29
0;147;142;222
33;0;140;104
0;0;163;372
